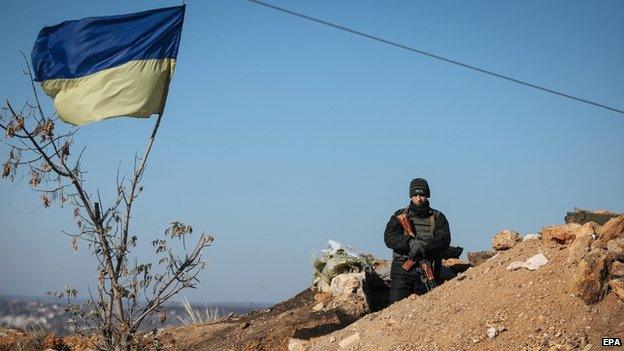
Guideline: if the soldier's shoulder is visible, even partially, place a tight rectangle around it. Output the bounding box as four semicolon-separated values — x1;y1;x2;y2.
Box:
430;208;445;217
392;208;407;216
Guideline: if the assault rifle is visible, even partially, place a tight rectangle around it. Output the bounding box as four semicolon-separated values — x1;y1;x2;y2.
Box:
396;211;463;291
396;212;437;291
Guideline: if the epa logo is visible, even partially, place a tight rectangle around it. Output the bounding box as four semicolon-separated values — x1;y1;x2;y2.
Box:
602;337;622;346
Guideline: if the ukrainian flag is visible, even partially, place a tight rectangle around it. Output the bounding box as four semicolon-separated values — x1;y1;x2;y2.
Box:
31;6;185;125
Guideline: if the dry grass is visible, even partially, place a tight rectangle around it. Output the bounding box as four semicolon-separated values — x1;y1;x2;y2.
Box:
176;297;221;326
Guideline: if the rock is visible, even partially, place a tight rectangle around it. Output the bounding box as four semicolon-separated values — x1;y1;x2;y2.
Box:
338;332;361;348
593;215;624;249
327;293;369;320
312;302;325;311
288;338;310;351
506;261;525;271
468;251;496;267
565;208;621;226
607;238;624;261
569;249;612;304
314;292;333;303
492;229;521;250
523;253;549;270
567;224;596;264
541;223;581;244
373;261;391;284
522;233;541;241
563;341;580;350
611;261;624;278
315;279;332;294
442;258;471;273
486;327;498;339
331;272;365;297
609;278;624;300
573;222;599;237
239;322;250;330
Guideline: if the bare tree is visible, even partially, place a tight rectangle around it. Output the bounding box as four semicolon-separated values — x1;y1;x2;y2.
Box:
1;58;214;351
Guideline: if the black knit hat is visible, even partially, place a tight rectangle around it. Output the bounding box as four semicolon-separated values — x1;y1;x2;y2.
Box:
409;178;430;198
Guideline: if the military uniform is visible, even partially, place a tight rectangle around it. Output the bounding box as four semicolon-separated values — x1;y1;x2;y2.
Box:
384;179;451;302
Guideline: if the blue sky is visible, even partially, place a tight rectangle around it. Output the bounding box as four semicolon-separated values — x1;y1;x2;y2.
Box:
1;0;623;304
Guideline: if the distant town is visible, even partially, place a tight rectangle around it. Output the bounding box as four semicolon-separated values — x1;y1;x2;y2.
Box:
0;295;270;335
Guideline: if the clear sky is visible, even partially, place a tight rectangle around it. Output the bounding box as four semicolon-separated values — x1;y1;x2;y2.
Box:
1;0;623;304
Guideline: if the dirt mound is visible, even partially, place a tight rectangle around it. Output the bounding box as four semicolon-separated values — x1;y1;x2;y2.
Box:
158;288;368;351
305;238;624;351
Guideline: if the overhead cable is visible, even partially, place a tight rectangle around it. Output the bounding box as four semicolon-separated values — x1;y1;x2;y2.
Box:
248;0;624;116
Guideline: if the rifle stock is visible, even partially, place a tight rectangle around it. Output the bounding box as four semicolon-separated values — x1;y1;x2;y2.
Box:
396;212;418;271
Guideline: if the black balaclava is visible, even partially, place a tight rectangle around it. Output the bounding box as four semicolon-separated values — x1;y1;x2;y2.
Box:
409;178;431;217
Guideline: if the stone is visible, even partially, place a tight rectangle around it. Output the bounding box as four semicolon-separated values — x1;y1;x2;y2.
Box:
373;261;391;284
573;222;599;238
609;278;624;300
593;215;624;249
486;327;498;339
468;251;496;267
327;293;369;320
492;229;521;250
506;261;525;271
315;279;332;294
541;223;581;245
523;253;549;270
338;332;361;348
288;338;310;351
312;302;325;311
522;233;541;241
565;208;621;226
563;341;580;350
567;224;596;264
330;272;365;297
607;238;624;261
569;249;611;304
611;261;624;278
314;292;333;303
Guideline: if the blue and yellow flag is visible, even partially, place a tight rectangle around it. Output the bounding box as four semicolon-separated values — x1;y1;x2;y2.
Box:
31;6;185;125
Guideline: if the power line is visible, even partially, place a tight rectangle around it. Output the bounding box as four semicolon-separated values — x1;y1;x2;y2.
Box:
247;0;624;116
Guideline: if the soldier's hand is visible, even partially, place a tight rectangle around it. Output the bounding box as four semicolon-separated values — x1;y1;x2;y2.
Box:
408;239;425;258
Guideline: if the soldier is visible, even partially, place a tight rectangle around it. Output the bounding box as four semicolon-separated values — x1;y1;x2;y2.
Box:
384;178;451;302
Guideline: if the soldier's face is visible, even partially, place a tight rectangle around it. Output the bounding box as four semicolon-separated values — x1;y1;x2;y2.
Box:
411;194;428;206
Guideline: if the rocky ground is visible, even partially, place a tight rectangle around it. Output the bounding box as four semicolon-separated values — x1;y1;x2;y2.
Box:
304;235;623;351
154;288;368;351
2;212;623;351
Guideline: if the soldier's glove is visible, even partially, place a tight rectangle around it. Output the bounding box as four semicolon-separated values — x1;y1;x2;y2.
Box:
408;239;426;259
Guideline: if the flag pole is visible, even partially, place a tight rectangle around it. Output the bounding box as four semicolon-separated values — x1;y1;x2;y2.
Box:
135;113;163;184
